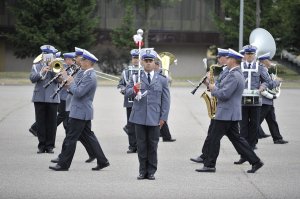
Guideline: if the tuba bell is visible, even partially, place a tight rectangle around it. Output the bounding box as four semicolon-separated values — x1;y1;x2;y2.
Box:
250;28;276;59
157;52;177;78
250;28;281;99
33;54;43;64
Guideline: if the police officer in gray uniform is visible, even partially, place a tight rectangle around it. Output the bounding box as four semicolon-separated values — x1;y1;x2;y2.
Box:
30;45;60;153
49;50;109;171
257;53;288;144
117;49;140;153
235;45;278;164
190;48;229;163
51;47;97;164
126;48;170;180
196;49;263;173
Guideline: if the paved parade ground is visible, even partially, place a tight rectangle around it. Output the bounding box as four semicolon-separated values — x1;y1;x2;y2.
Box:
1;85;300;199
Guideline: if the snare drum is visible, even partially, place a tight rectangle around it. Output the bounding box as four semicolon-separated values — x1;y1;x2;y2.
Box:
242;89;262;106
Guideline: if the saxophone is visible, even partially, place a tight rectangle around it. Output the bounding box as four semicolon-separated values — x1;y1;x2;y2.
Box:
201;64;219;119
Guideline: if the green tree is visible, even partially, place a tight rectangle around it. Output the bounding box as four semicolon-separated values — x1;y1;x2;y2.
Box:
214;0;300;50
110;1;136;50
214;0;263;49
7;0;98;58
261;0;300;50
96;1;136;75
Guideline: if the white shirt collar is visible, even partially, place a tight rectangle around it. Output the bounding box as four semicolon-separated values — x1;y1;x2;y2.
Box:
146;70;154;80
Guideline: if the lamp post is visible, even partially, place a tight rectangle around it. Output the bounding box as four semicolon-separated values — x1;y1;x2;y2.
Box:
239;0;244;50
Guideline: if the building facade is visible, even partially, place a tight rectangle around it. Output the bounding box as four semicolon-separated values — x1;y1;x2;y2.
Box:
0;0;221;74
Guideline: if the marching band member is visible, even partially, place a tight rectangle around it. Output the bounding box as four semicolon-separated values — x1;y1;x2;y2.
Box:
29;48;61;137
56;52;75;130
125;48;170;180
50;47;96;164
154;60;176;142
190;48;229;163
234;45;277;165
29;45;60;153
49;50;109;171
117;49;140;153
257;53;288;144
196;49;263;173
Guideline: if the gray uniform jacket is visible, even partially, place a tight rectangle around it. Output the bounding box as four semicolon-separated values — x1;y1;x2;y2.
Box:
212;67;245;121
117;67;137;108
241;62;275;90
65;69;84;112
29;62;60;103
125;71;170;126
68;68;97;121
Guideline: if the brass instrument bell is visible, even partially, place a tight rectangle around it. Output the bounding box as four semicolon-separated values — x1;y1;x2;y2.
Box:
49;58;64;73
158;52;177;77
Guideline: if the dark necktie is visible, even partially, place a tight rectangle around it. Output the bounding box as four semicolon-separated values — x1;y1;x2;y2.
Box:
147;73;151;84
248;63;251;69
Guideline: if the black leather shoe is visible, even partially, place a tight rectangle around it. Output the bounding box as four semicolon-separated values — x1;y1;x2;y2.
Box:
37;149;45;154
123;126;128;135
127;149;137;154
190;156;204;163
46;148;54;153
85;157;96;163
51;157;60;163
195;166;216;173
234;158;247;165
147;174;155;180
92;162;110;171
163;138;176;142
137;173;147;180
274;139;288;144
49;164;68;171
29;128;37;137
247;161;264;173
258;134;271;139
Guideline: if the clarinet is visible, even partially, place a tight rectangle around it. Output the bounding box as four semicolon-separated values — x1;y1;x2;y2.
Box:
191;75;207;95
51;66;80;99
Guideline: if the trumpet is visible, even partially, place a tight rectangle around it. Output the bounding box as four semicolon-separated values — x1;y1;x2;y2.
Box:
51;65;81;99
43;64;75;88
95;70;120;82
40;57;64;80
49;58;64;73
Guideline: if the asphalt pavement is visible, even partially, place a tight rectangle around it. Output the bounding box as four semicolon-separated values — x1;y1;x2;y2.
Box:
0;85;300;199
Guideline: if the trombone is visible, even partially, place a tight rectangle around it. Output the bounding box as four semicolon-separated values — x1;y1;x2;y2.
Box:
95;70;120;82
